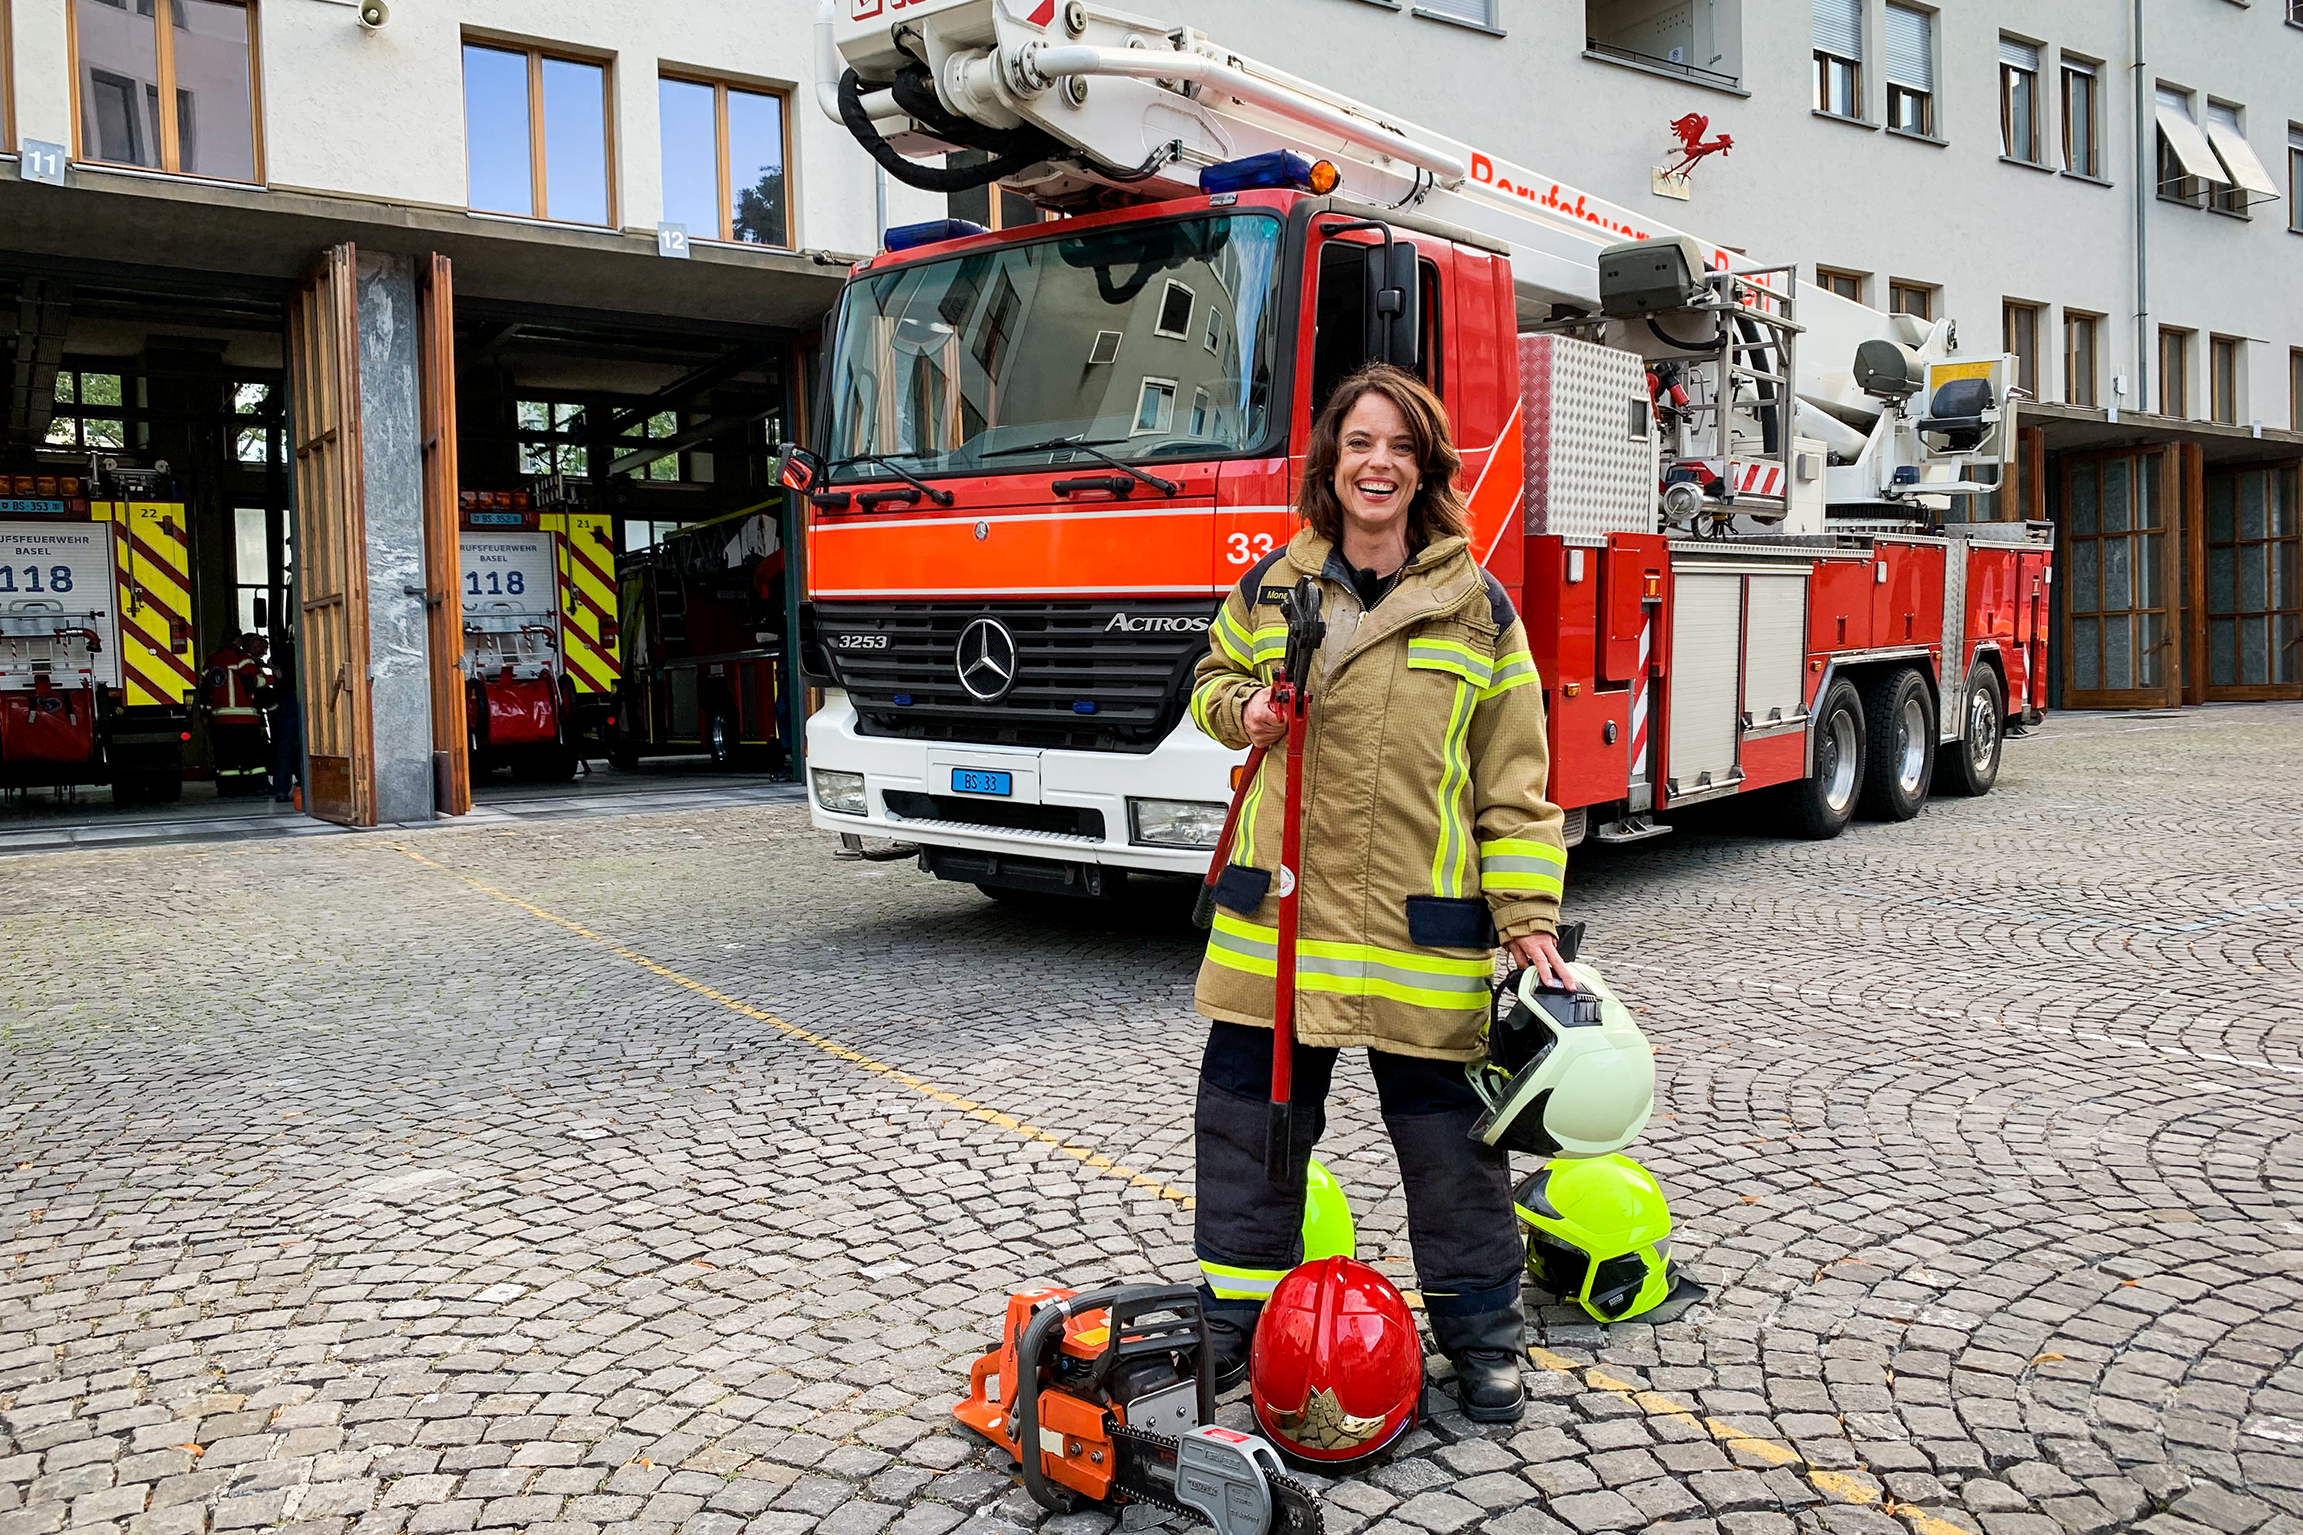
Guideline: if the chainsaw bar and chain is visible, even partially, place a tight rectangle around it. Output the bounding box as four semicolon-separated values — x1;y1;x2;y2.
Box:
1110;1423;1326;1535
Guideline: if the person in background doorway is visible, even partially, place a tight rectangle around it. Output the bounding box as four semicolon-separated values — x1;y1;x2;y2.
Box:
264;637;301;803
204;631;272;798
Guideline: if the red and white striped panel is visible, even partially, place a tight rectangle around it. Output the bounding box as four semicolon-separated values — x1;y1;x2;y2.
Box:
1729;460;1784;498
1627;610;1654;788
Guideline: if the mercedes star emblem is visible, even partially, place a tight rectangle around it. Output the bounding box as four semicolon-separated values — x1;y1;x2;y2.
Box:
955;616;1018;703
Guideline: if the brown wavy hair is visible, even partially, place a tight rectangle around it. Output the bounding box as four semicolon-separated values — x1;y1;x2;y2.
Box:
1297;364;1469;549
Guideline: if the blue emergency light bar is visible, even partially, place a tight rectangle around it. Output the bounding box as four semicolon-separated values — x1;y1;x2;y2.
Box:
884;218;990;253
1199;151;1340;196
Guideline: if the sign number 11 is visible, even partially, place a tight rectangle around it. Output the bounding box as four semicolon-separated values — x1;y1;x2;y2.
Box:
21;140;66;186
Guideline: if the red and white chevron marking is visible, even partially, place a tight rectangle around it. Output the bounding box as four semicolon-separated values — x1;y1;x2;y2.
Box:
1730;460;1785;498
1628;610;1653;786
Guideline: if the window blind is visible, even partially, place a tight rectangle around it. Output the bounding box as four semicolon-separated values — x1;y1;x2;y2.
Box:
1417;0;1496;25
2000;37;2039;72
1886;6;1933;91
1813;0;1861;59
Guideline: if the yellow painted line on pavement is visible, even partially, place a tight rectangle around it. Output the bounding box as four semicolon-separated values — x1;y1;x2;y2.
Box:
385;842;1195;1207
1527;1347;1965;1535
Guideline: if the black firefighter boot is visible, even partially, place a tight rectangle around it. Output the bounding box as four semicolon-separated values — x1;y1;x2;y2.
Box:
1430;1303;1529;1423
1203;1302;1261;1392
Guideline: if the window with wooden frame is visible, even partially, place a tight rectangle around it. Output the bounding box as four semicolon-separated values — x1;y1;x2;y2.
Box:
1999;38;2041;164
2293;348;2303;432
1;0;14;152
71;0;261;182
2063;59;2100;178
1883;4;1932;137
660;73;791;248
2063;311;2100;407
1817;268;1865;303
1812;0;1862;119
2210;336;2241;425
2003;301;2042;399
2291;125;2303;232
2158;326;2192;418
463;39;612;226
1888;280;1935;319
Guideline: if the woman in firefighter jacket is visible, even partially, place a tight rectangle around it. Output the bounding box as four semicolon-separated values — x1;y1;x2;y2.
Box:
1186;363;1570;1424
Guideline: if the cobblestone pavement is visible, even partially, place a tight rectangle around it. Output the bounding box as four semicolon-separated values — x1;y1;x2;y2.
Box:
3;704;2300;1535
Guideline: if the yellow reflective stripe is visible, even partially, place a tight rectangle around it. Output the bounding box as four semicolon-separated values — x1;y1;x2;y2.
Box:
1430;679;1475;898
1481;650;1538;699
1479;838;1566;866
1296;944;1490;1010
1190;673;1227;736
1248;624;1287;665
1212;607;1254;668
1407;638;1494;688
1481;837;1564;895
1235;757;1267;865
1206;917;1489;1008
1200;1260;1288;1300
1206;909;1278;978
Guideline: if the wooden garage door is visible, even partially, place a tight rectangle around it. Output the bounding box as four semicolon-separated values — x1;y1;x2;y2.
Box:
2203;463;2302;702
2061;448;2181;710
419;253;471;815
289;245;376;826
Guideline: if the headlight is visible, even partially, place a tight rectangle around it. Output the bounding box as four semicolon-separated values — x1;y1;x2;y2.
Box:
1129;797;1229;849
813;769;866;816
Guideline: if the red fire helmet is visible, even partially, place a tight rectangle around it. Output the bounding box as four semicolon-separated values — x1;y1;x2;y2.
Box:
1249;1257;1422;1465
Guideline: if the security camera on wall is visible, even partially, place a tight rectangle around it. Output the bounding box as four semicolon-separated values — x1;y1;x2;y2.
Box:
359;0;388;27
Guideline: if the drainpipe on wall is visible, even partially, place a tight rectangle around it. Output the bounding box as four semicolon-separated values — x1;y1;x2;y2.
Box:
2132;0;2151;413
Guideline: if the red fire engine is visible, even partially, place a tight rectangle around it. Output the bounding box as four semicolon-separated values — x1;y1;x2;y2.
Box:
786;1;2051;898
0;472;195;802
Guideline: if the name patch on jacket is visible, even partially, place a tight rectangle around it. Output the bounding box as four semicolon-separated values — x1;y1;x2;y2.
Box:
1258;585;1292;605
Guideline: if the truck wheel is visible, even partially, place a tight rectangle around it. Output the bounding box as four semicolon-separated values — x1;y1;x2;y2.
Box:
1939;665;2005;797
1857;667;1935;821
707;709;737;771
145;774;182;805
1781;678;1864;839
608;740;640;772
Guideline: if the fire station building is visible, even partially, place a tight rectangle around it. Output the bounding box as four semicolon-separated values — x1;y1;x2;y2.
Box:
0;0;942;833
0;0;2295;838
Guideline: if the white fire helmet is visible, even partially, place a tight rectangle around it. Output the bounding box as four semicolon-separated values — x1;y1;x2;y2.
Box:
1466;962;1655;1157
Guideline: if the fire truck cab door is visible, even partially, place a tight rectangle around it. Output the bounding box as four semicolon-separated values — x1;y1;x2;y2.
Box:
114;501;196;706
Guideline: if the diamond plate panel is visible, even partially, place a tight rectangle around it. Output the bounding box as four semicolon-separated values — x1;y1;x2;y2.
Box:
1520;334;1658;544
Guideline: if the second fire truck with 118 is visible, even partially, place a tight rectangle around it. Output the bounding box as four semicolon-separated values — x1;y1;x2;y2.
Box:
785;0;2052;900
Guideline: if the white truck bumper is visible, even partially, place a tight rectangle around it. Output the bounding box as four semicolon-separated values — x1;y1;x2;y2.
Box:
803;690;1240;878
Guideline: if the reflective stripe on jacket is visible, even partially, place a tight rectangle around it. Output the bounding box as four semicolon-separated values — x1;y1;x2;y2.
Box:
1190;527;1567;1062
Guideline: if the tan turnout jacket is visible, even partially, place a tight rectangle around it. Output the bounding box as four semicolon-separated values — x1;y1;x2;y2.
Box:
1190;527;1567;1061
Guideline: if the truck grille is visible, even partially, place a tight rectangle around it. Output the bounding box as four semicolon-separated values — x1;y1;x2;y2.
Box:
811;600;1217;753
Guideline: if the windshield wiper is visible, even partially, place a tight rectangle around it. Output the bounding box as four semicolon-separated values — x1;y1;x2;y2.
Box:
979;435;1180;497
827;452;955;506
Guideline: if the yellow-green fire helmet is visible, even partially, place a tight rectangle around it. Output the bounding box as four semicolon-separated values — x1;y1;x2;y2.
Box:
1513;1153;1676;1322
1301;1158;1356;1262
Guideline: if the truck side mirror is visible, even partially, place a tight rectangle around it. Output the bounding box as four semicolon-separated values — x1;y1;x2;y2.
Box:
1363;240;1419;370
774;444;823;495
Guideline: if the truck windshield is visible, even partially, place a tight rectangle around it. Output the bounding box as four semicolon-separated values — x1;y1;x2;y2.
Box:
823;213;1283;481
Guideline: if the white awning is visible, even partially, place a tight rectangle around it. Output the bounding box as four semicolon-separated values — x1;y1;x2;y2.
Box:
2155;103;2225;184
2204;120;2282;200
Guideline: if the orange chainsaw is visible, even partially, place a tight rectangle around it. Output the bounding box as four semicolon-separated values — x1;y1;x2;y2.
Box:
953;1284;1324;1535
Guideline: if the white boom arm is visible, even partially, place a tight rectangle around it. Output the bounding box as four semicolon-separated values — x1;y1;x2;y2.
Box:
822;0;2009;508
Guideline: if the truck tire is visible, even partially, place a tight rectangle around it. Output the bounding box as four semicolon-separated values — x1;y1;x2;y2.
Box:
707;709;738;771
1781;678;1864;839
1857;667;1935;821
608;740;640;773
1939;664;2005;797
